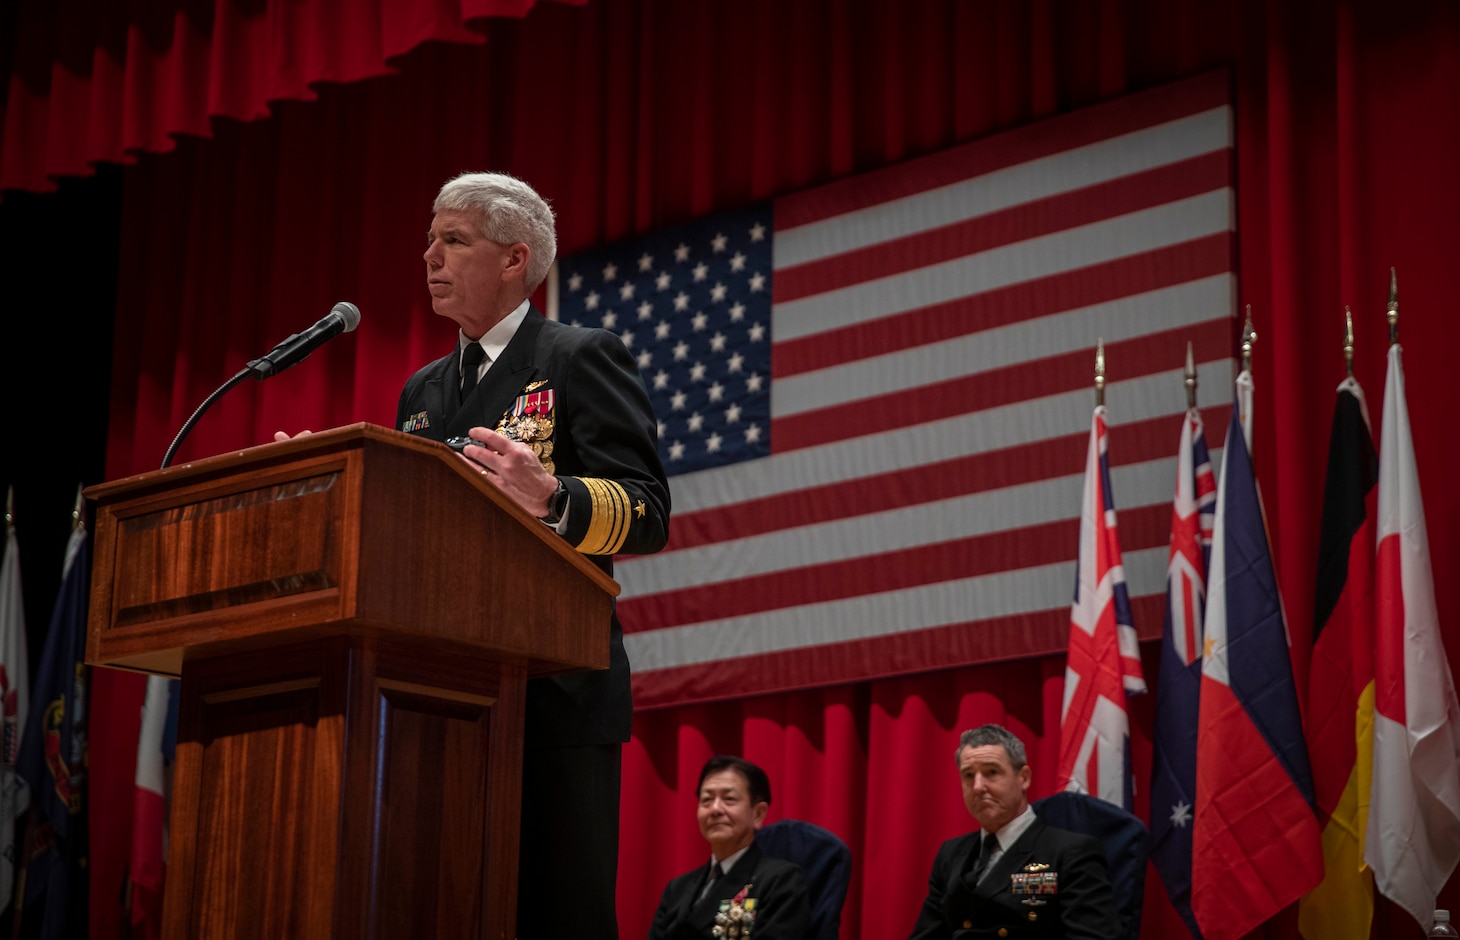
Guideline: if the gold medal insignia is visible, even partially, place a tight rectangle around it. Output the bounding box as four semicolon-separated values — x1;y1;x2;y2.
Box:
497;385;556;473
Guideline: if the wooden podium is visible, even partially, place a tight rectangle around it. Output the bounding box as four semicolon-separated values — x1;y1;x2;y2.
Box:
85;423;619;940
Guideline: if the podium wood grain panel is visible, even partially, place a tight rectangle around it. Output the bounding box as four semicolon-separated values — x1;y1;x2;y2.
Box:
88;426;602;940
113;471;343;626
166;644;347;939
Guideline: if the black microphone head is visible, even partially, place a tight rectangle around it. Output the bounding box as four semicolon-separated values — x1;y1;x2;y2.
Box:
332;301;361;332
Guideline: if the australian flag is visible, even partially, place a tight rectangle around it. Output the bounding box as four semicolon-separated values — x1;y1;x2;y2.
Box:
555;202;773;477
1148;409;1215;937
14;524;89;940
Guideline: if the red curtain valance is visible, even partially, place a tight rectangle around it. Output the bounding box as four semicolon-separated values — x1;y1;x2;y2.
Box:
0;0;581;193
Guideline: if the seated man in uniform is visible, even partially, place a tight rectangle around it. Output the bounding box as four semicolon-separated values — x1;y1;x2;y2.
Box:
649;756;811;940
908;724;1120;940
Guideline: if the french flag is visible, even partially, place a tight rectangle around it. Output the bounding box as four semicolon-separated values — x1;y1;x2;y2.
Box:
129;675;179;939
1056;405;1146;810
1191;372;1322;940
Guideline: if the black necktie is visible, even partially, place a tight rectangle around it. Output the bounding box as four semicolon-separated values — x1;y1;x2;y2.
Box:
698;861;723;902
970;831;998;885
460;343;487;402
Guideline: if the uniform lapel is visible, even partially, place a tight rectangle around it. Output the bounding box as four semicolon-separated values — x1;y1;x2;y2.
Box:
690;844;763;925
445;310;546;438
976;816;1046;900
418;349;457;432
670;860;717;933
942;834;982;917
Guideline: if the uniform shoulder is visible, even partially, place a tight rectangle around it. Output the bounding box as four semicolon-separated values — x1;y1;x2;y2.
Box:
402;349;454;387
537;315;620;352
939;830;983;853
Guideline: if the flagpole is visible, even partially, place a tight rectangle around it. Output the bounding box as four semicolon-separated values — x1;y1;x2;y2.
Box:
1185;341;1198;411
1236;309;1257;454
71;484;84;534
1344;307;1356;378
1386;267;1399;346
1094;337;1106;408
1240;306;1256;375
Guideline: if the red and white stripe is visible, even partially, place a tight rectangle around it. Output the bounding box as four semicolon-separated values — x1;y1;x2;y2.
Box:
620;72;1237;708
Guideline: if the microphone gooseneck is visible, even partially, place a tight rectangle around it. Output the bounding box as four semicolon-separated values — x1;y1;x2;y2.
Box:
161;302;362;468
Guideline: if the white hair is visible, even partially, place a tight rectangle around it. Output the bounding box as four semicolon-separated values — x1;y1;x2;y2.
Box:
433;171;557;292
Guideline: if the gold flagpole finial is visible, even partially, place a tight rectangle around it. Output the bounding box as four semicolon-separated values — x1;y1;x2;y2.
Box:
1184;341;1198;410
1094;338;1106;408
1387;267;1399;346
1241;305;1257;373
1343;306;1356;377
5;485;13;530
72;484;85;533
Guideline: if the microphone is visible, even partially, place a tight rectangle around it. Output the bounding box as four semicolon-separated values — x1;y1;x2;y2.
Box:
246;302;361;379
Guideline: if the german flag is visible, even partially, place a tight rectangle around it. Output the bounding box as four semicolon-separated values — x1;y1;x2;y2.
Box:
1298;376;1377;940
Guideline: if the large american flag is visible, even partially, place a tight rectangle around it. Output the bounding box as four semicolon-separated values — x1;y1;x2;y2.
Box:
555;70;1237;709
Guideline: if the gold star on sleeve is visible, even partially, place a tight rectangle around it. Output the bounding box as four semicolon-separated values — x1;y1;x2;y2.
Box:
635;500;646;518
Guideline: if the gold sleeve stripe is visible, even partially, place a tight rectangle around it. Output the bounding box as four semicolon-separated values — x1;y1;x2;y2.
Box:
577;477;631;555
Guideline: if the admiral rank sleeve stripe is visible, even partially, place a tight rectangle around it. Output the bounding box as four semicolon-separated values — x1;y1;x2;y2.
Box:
556;71;1238;709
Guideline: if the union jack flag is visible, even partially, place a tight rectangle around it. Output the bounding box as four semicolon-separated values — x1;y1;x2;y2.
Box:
1056;405;1147;809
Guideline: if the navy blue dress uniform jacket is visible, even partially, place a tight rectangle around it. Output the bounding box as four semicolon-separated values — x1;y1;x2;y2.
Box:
394;308;670;748
649;842;812;940
908;817;1121;940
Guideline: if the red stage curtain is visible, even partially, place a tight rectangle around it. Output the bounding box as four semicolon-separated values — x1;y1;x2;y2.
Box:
46;1;1460;938
0;0;589;193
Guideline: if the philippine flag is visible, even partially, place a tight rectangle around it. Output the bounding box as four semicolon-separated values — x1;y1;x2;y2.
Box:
1191;372;1322;940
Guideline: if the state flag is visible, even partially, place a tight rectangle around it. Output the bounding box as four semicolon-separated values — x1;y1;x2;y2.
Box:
13;520;90;940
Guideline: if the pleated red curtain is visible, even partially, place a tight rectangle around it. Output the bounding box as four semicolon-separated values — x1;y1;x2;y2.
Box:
9;1;1451;938
0;0;590;193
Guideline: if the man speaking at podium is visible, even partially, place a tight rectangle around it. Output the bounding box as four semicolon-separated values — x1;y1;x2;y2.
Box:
399;171;671;938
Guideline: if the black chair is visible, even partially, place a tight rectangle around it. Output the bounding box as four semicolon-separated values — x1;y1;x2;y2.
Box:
1030;790;1150;940
756;818;853;940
